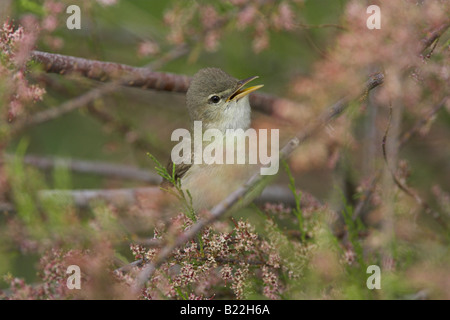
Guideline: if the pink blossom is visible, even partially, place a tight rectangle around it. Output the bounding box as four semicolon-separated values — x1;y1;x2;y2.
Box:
272;2;296;31
204;30;220;52
201;5;219;29
237;5;257;29
138;40;160;57
42;16;58;32
278;2;295;30
44;0;64;14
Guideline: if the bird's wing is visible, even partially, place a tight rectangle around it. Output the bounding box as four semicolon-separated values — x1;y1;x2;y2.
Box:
160;158;192;188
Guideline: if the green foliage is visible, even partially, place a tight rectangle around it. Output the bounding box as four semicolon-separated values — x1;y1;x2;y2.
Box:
340;191;366;268
147;152;196;222
5;139;76;236
283;160;306;241
147;152;204;254
6;139;42;228
18;0;45;17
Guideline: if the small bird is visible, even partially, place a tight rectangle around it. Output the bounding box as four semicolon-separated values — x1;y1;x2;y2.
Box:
162;68;264;211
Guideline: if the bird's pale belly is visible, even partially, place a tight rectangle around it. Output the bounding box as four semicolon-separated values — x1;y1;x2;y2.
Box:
179;129;273;211
180;162;258;211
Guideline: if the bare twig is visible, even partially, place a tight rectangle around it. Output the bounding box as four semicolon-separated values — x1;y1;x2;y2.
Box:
85;103;167;154
348;19;450;221
36;184;314;210
114;259;144;273
352;97;448;220
10;83;118;136
132;238;164;248
398;97;449;148
3;154;161;184
30;51;191;92
382;105;448;229
10;45;189;136
419;21;450;53
29;50;299;120
38;187;164;209
0;202;15;214
296;22;347;31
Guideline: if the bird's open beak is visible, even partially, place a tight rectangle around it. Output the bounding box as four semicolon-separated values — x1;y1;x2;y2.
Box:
227;76;264;102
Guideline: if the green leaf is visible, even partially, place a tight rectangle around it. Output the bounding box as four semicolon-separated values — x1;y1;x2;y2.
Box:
19;0;45;16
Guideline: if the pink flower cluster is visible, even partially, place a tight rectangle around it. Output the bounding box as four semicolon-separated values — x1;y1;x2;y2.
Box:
122;213;306;300
0;20;45;121
163;0;301;54
0;249;74;299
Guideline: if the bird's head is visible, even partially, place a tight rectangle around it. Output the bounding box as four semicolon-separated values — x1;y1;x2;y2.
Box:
186;68;263;131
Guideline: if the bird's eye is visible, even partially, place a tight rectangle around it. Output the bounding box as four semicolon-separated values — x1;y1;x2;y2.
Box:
210;95;221;104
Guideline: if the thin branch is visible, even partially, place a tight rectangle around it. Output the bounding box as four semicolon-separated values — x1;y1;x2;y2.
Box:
5;153;312;206
30;51;191;92
10;45;189;136
36;184;314;210
132;238;164;248
382;105;448;229
29;50;298;120
352;97;448;220
0;202;15;214
348;19;450;221
3;154;161;184
419;21;450;53
38;187;164;209
398;96;448;148
85;103;167;155
296;22;347;31
114;259;144;273
10;82;118;136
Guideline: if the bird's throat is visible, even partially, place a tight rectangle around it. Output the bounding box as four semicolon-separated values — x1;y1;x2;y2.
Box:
204;96;251;132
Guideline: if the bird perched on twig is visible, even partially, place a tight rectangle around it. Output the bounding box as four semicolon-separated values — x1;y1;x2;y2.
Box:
162;68;266;211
